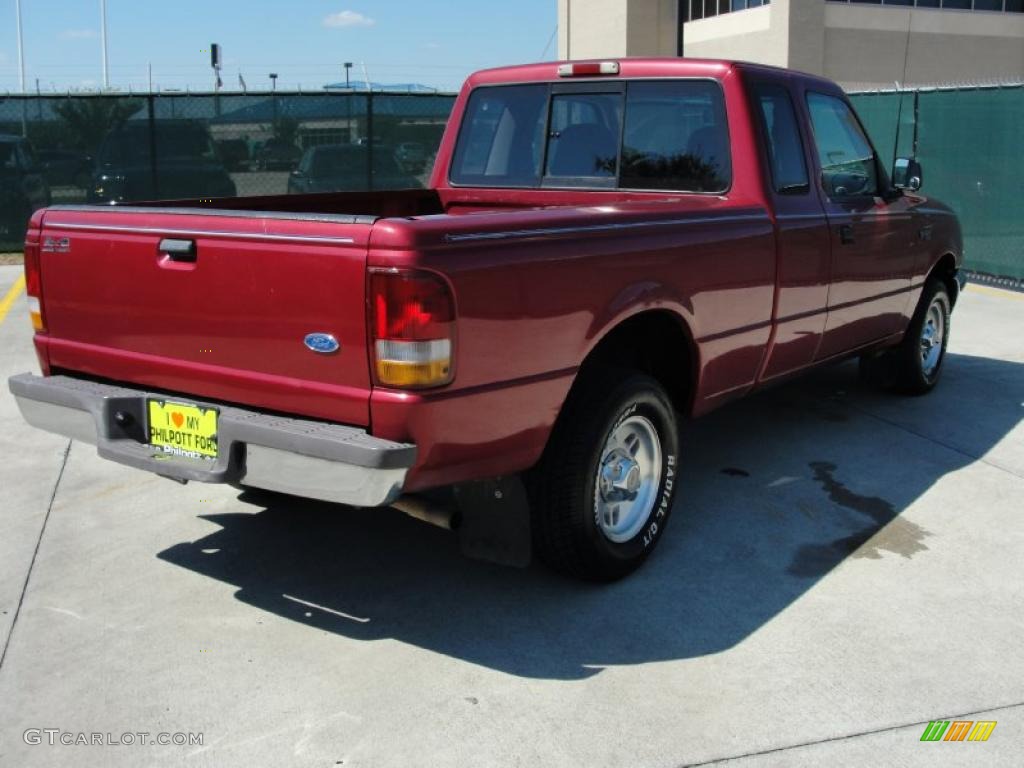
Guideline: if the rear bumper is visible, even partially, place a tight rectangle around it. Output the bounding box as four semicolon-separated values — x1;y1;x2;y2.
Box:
8;373;415;507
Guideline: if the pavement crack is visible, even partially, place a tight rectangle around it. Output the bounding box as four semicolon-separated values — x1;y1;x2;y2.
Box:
0;439;71;671
679;700;1024;767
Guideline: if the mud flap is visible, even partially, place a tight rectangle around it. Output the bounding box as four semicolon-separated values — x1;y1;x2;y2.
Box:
454;476;531;568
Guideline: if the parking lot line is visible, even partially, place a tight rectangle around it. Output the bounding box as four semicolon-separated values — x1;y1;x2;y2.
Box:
0;274;26;327
965;283;1024;301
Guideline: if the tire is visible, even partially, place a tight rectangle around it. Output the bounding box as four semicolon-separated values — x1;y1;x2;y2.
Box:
860;278;951;395
529;370;681;581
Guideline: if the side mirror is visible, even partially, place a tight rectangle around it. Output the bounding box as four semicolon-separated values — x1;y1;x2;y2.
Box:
892;157;922;192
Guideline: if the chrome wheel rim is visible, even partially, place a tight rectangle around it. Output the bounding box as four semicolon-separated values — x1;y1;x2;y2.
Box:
594;415;662;543
920;299;945;378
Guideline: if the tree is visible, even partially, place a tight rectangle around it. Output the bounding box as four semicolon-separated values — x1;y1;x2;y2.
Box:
52;98;144;151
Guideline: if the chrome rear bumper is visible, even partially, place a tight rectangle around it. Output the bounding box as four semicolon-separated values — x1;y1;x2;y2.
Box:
8;373;414;507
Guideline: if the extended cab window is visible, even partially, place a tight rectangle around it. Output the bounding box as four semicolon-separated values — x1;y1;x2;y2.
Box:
620;81;730;192
753;84;809;194
806;92;878;198
450;85;547;187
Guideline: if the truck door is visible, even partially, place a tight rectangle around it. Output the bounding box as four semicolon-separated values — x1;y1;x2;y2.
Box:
749;81;831;381
802;91;918;360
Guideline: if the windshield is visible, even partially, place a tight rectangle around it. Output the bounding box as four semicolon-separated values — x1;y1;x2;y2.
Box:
450;80;731;192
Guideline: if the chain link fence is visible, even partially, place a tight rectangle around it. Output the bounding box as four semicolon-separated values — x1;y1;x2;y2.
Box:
850;84;1024;283
3;86;1022;283
0;90;456;250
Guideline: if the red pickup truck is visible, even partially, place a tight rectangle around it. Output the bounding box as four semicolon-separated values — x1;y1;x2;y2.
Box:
10;59;962;581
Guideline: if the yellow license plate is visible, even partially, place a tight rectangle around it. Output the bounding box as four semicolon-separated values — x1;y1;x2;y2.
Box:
147;400;219;459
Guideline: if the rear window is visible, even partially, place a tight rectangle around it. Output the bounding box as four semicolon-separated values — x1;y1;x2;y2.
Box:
450;85;548;187
450;80;730;193
544;92;622;184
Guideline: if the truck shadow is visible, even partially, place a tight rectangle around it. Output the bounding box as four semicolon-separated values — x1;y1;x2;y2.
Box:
157;352;1022;680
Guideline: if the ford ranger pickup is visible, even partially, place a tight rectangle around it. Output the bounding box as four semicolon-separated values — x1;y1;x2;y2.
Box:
9;59;963;580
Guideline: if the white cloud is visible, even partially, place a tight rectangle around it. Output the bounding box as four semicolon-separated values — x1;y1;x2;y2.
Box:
323;10;375;28
423;42;441;50
60;29;97;40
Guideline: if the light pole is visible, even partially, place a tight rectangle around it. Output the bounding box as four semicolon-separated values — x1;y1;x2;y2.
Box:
269;73;279;142
343;63;354;143
100;0;110;89
15;0;26;135
14;0;25;92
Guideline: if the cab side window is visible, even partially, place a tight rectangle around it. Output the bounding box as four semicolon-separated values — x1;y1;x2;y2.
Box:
806;92;878;198
753;84;809;194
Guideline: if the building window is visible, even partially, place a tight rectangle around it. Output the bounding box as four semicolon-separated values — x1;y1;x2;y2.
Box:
827;0;1023;11
684;0;770;23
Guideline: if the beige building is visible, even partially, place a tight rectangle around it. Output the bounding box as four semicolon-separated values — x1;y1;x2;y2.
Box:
557;0;1024;89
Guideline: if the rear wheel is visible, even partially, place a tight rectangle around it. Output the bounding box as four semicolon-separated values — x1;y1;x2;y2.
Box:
530;370;681;581
860;278;951;394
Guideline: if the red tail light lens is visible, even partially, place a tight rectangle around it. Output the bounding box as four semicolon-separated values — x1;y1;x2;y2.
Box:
23;238;44;331
369;269;455;389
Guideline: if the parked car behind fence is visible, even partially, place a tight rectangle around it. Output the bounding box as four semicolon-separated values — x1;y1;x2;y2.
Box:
287;144;421;193
394;141;427;172
252;138;302;171
36;148;94;190
0;134;50;242
88;120;236;204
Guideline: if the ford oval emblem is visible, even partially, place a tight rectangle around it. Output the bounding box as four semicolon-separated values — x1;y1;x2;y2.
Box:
303;333;340;354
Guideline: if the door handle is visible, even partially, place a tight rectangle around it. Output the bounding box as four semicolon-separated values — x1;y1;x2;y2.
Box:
839;224;855;245
158;238;197;262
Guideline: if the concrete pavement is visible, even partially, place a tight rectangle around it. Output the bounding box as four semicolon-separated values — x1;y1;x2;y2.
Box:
0;260;1021;767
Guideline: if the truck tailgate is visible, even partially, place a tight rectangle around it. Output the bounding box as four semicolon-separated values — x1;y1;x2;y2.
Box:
36;207;374;426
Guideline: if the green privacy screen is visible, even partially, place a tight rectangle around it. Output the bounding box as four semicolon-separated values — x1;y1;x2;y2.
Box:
2;86;1021;281
0;91;456;251
851;86;1024;281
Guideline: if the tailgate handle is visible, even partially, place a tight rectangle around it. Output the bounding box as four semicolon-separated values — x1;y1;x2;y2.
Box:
159;238;197;262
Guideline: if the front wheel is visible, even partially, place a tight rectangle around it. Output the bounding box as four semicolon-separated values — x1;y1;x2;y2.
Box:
530;370;681;581
860;279;951;395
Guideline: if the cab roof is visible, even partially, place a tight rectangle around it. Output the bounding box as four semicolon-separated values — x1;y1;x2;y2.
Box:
465;58;841;94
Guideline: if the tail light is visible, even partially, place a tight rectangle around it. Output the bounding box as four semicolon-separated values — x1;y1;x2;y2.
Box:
23;238;44;332
369;269;455;389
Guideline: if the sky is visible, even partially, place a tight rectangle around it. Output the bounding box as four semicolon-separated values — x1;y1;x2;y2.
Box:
0;0;558;93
